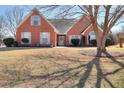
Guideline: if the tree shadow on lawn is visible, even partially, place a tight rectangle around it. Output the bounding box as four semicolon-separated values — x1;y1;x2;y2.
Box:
2;50;124;88
25;51;124;88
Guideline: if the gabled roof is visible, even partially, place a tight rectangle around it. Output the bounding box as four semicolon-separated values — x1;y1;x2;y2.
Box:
17;10;34;28
48;19;78;34
82;24;103;35
63;15;92;34
17;8;80;34
17;8;59;33
17;8;102;35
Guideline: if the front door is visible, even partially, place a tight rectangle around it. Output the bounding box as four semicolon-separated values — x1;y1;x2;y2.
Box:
58;35;65;46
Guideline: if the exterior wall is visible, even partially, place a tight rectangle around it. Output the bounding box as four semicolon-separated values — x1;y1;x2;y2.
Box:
66;16;90;46
82;24;103;45
16;10;57;47
16;11;103;47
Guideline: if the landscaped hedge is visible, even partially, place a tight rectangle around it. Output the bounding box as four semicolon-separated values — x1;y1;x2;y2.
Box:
89;38;114;47
71;39;80;46
89;39;97;46
3;38;15;47
105;38;113;46
13;41;18;47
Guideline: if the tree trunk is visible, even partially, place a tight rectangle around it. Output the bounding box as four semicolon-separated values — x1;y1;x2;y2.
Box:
90;16;108;57
119;38;123;48
95;32;103;57
101;35;107;52
96;32;108;57
91;24;104;57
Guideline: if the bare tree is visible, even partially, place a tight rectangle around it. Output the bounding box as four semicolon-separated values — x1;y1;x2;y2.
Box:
25;5;79;19
42;5;124;55
78;6;102;55
75;5;124;55
120;25;124;33
101;6;124;51
24;5;124;54
5;6;24;38
0;15;6;45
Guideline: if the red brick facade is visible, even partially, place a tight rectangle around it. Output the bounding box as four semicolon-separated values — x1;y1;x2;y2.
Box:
16;9;103;47
16;9;57;47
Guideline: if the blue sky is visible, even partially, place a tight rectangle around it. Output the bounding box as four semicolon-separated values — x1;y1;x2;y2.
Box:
0;5;123;33
0;5;9;14
0;5;15;14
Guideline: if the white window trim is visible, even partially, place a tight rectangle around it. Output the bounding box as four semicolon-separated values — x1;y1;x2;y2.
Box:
21;32;31;44
31;16;40;26
69;35;81;45
40;32;50;45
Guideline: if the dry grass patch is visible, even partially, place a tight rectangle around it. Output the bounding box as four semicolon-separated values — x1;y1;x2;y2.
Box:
0;47;124;87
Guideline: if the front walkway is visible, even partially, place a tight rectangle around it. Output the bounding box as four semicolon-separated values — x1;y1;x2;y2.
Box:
54;46;68;48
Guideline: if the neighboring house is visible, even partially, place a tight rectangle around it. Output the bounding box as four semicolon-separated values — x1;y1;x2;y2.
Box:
16;8;103;47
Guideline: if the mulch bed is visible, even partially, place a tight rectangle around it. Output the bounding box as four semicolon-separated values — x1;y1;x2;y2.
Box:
80;50;124;57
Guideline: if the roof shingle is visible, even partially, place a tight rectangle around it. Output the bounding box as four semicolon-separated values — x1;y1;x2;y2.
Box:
48;19;78;34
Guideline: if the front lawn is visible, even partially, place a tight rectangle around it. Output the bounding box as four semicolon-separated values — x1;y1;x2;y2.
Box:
0;47;124;88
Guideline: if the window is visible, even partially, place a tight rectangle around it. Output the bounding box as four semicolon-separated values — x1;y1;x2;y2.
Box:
31;16;40;26
89;31;95;35
89;31;96;40
69;35;81;45
40;32;50;45
21;32;31;44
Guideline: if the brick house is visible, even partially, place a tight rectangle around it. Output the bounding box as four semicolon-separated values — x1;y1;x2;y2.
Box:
16;9;103;47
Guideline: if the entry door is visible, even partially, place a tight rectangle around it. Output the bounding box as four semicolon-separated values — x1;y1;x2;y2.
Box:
40;32;50;45
58;35;65;46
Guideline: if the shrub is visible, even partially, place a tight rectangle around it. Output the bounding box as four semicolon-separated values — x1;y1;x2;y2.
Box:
21;38;29;44
106;33;119;45
89;39;97;46
13;41;18;47
3;38;14;47
105;38;112;46
89;38;113;46
71;39;80;46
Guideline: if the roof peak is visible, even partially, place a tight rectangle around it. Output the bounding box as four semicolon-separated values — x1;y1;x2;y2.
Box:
31;8;40;13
